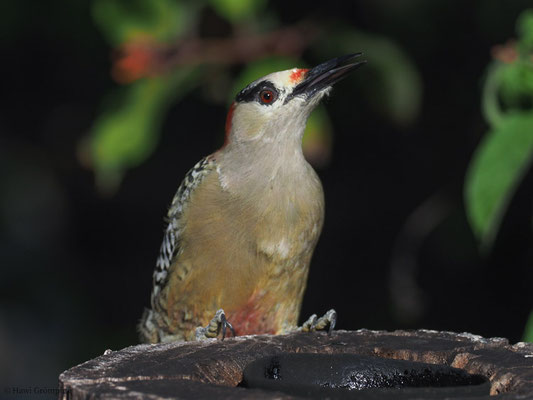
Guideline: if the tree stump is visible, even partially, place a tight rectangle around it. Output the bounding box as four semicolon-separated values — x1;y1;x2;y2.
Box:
59;329;533;399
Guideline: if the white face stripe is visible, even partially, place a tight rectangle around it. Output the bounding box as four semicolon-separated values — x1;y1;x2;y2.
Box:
235;68;309;106
263;68;309;88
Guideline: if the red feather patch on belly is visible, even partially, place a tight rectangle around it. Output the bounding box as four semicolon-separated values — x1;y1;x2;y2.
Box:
227;292;276;336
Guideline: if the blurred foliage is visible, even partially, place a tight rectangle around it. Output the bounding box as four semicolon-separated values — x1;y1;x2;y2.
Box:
463;9;533;342
517;10;533;54
208;0;266;23
89;69;198;192
92;0;192;45
465;8;533;249
465;112;533;246
86;0;422;192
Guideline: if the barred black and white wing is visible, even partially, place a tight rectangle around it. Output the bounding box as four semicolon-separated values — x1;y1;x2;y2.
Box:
150;156;216;305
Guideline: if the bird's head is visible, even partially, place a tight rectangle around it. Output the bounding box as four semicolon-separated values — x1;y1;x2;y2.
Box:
223;54;366;149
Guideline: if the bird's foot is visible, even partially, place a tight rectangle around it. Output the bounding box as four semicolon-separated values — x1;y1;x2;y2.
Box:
300;309;337;334
195;309;236;340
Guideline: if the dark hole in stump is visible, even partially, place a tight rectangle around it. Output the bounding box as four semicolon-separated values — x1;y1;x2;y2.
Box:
241;353;490;399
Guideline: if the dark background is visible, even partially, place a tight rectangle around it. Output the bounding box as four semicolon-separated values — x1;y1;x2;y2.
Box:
1;0;532;394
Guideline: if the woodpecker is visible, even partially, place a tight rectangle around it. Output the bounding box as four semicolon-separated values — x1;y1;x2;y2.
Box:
139;54;365;343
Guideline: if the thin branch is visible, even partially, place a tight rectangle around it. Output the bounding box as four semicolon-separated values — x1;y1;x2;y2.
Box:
112;22;321;83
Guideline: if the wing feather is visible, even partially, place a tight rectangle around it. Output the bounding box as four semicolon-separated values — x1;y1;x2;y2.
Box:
150;156;216;305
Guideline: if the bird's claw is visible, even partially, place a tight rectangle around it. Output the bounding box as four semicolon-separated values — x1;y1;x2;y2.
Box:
301;313;317;332
300;309;337;334
195;309;236;340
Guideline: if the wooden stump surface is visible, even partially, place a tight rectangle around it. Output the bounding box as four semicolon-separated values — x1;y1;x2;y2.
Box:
59;329;533;399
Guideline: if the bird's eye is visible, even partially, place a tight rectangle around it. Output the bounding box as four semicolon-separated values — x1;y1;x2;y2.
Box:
259;90;275;104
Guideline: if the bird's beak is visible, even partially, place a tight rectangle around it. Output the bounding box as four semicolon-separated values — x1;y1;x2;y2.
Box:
288;53;366;101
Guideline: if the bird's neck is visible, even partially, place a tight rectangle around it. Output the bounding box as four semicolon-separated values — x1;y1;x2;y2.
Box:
216;127;311;194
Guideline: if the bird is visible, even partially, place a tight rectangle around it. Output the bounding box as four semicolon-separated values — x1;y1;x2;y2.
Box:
139;54;365;343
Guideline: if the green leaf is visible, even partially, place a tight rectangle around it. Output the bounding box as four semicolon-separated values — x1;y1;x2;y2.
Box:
88;68;199;193
92;0;190;45
516;9;533;52
482;62;505;128
499;61;533;107
523;309;533;342
209;0;266;23
482;60;533;129
465;112;533;248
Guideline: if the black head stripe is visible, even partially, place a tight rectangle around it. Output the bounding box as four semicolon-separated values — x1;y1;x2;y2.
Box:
236;80;279;104
235;82;259;103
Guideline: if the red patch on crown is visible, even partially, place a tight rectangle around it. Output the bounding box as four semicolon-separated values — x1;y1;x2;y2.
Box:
289;68;309;83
